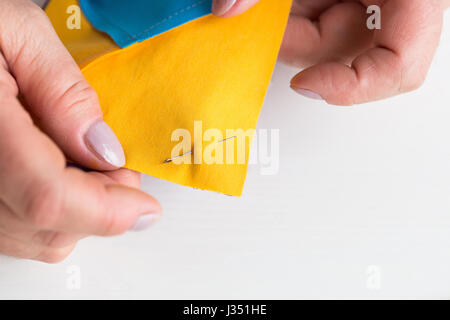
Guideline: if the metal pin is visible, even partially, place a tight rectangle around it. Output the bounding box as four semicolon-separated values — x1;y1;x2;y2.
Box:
164;136;237;163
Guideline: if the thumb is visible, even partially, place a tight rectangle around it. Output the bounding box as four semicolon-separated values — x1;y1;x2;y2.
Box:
212;0;260;17
0;0;125;170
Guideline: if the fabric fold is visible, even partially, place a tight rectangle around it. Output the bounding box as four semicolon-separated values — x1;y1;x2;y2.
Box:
79;0;213;48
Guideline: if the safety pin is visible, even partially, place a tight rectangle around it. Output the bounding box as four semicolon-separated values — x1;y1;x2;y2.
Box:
164;136;237;163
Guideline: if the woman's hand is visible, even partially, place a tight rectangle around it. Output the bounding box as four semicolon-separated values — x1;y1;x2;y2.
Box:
212;0;260;17
215;0;449;105
281;0;450;105
0;0;161;263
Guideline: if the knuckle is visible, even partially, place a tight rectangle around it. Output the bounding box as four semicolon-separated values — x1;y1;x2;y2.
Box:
103;209;127;236
89;186;129;236
26;2;48;21
20;1;55;34
57;80;100;116
24;181;63;229
1;0;48;51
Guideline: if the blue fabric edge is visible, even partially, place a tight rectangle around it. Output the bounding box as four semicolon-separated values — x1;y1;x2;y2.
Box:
79;0;212;48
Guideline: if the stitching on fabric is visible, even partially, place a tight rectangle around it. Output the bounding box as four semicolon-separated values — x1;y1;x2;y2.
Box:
77;0;210;65
123;0;209;42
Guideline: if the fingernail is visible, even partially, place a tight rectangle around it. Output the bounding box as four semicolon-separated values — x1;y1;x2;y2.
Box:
212;0;237;16
129;213;161;232
84;120;126;168
292;88;323;100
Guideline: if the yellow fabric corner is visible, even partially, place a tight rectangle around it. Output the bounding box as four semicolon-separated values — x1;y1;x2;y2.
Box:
46;0;119;67
46;0;292;196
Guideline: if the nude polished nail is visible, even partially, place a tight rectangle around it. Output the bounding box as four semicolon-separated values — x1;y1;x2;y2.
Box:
84;120;126;168
129;213;161;232
212;0;237;16
292;88;323;100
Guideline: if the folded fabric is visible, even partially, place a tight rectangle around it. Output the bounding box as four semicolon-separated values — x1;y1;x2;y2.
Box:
79;0;213;48
46;0;292;196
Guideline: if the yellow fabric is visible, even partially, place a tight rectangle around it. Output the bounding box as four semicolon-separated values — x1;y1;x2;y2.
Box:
46;1;119;68
46;0;291;196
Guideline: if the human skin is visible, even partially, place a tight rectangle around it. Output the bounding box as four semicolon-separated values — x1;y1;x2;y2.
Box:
0;0;162;263
216;0;450;105
0;0;260;263
0;0;448;262
283;0;450;105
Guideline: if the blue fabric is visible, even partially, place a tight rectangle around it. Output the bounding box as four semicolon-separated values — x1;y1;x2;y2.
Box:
79;0;212;48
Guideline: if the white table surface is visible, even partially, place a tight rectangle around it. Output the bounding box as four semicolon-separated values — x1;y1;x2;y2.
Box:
1;5;450;300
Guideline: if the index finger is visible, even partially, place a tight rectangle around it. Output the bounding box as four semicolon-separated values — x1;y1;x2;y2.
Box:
290;0;444;105
0;88;160;236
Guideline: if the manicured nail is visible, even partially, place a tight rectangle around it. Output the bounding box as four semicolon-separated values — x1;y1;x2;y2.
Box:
129;214;161;232
85;120;126;167
212;0;237;16
292;88;323;100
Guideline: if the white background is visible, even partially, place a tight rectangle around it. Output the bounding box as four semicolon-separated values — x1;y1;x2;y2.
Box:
1;4;450;299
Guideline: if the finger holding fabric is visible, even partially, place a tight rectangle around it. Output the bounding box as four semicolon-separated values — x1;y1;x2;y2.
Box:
0;0;162;263
285;0;447;105
0;83;162;262
1;0;125;170
212;0;261;17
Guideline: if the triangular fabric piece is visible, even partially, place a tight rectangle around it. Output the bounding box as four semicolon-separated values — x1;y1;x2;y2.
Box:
46;0;292;196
